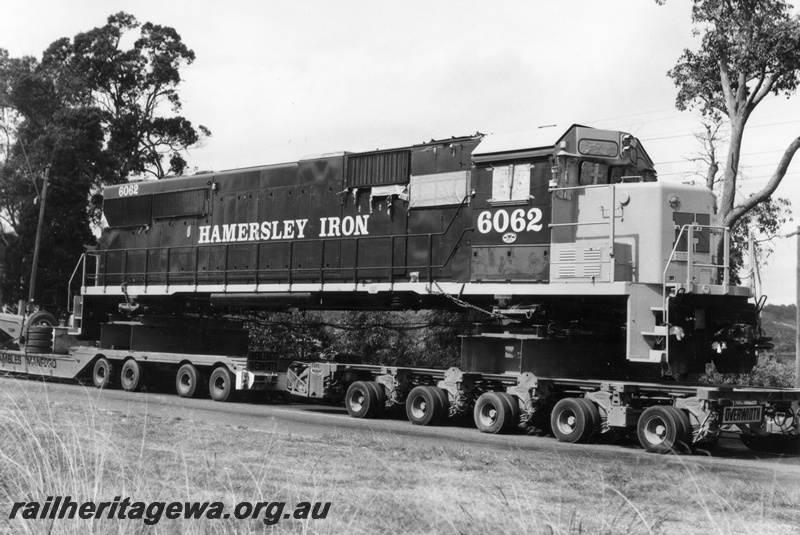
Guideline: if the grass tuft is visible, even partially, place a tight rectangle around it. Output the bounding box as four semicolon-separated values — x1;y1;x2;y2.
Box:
1;378;799;534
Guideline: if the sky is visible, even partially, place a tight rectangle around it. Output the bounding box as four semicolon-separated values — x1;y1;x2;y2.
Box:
2;0;798;305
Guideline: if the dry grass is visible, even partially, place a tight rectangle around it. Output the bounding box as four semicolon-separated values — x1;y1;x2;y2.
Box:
0;379;799;534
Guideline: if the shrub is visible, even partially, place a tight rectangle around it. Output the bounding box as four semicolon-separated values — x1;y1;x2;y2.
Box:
702;354;796;388
246;309;474;369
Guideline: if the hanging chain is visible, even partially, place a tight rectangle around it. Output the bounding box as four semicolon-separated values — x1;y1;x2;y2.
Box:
428;281;517;322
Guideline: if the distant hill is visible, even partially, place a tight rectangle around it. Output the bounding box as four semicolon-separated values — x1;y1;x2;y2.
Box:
761;303;796;362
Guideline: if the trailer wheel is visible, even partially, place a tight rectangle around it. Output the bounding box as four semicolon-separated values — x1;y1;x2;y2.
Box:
664;406;693;452
637;406;688;454
496;392;521;430
577;398;601;440
120;359;145;392
551;398;594;443
433;387;451;419
209;367;235;402
92;358;114;389
406;386;444;426
176;364;203;398
345;381;380;418
365;382;386;416
474;392;512;434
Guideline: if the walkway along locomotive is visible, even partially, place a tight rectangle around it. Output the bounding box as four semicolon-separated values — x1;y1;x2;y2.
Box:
1;123;798;454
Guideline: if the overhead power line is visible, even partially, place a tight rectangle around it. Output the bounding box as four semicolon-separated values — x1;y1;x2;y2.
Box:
654;147;794;166
641;117;800;143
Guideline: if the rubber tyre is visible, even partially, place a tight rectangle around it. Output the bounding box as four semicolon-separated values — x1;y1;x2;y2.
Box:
577;398;602;441
406;386;444;426
665;406;693;452
345;381;380;418
432;387;451;421
209;367;235;402
26;326;54;341
176;363;203;398
120;359;145;392
20;312;57;350
364;381;386;417
92;358;115;389
24;342;52;354
551;398;593;443
496;392;521;431
637;406;688;454
25;311;57;333
473;392;512;434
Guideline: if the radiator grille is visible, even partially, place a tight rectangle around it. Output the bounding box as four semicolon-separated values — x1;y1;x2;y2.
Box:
346;150;410;187
103;196;152;228
152;188;208;219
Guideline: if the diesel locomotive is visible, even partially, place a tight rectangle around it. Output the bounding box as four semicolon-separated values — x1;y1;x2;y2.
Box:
1;123;797;454
93;123;764;380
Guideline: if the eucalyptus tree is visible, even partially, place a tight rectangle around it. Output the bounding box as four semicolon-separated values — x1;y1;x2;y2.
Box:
0;12;209;305
659;0;800;230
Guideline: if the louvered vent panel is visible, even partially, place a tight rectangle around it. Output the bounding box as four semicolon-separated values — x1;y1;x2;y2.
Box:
583;264;601;277
559;265;577;277
558;249;577;262
583;249;602;277
103;196;152;228
152;188;208;219
346;150;411;187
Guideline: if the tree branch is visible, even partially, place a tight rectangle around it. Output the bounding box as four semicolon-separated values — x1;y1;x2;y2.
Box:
735;70;748;106
723;136;800;227
745;67;768;108
751;73;776;107
718;51;737;115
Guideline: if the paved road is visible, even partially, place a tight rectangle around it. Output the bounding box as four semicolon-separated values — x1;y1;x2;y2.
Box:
3;376;800;475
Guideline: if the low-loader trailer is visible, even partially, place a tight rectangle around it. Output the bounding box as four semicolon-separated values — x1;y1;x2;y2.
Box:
3;124;798;454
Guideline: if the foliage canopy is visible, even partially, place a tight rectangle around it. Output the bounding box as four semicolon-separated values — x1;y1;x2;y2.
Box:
659;0;800;232
0;12;208;306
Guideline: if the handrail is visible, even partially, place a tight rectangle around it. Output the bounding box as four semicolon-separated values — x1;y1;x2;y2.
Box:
548;183;618;282
95;195;476;289
661;223;730;316
97;231;475;288
649;224;730;364
67;253;99;313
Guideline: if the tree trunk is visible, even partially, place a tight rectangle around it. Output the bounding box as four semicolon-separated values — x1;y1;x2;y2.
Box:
723;136;800;229
718;116;746;224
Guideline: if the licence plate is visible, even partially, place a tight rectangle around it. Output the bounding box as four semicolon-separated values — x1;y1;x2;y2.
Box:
722;405;763;424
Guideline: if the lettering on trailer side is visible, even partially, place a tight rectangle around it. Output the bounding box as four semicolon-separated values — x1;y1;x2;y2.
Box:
0;353;58;369
0;353;23;366
25;356;58;369
722;405;763;423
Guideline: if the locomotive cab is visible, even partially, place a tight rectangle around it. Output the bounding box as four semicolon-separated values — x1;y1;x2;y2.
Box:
468;124;764;380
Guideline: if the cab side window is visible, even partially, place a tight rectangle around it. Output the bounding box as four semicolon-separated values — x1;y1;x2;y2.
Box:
491;164;530;203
